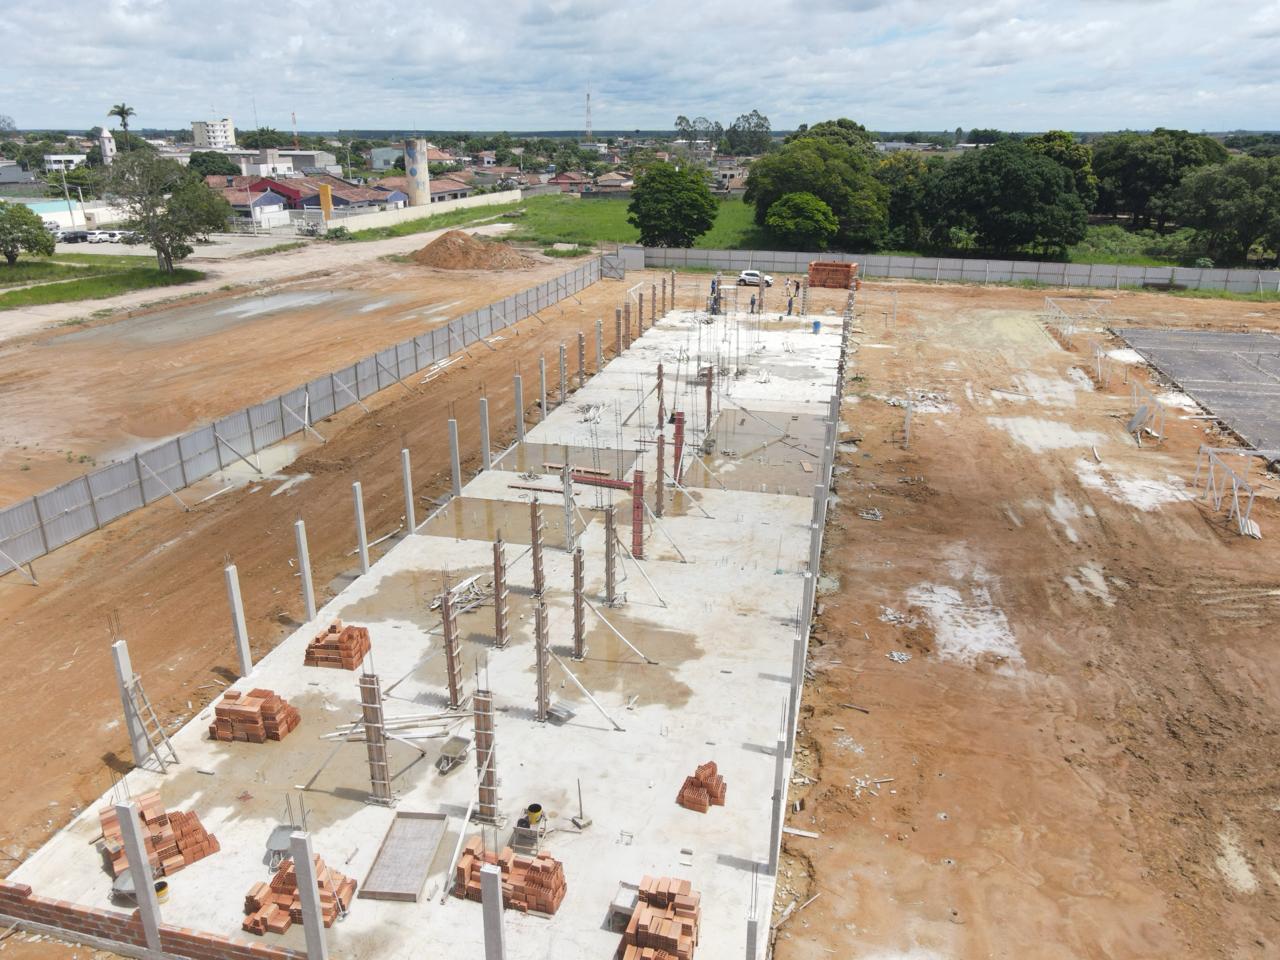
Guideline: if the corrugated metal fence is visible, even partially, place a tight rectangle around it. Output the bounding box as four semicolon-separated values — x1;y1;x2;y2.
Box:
0;258;608;575
642;247;1280;294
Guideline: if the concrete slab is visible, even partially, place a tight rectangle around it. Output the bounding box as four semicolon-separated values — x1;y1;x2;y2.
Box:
10;306;844;959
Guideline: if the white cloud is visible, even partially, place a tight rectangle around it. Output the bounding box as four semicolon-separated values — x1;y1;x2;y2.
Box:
0;0;1275;131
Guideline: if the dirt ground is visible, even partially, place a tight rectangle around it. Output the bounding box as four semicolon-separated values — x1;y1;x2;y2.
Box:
776;284;1280;959
3;269;1279;959
0;235;577;502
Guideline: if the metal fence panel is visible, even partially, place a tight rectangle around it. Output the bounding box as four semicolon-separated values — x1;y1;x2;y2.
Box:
0;499;44;567
278;387;309;439
249;399;285;450
331;365;360;412
307;375;337;421
374;348;399;390
35;479;96;549
88;460;144;525
215;410;255;454
180;425;220;480
138;440;185;504
355;357;378;398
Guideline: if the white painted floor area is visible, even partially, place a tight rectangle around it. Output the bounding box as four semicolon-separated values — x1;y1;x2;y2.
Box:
12;308;844;960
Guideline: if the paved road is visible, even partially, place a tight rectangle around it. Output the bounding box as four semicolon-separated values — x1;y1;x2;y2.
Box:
1;223;514;344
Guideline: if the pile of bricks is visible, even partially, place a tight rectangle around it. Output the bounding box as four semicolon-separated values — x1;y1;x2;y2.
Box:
808;260;858;289
208;689;301;743
98;792;220;878
621;876;702;960
242;854;356;936
453;837;568;915
303;620;371;670
676;761;727;813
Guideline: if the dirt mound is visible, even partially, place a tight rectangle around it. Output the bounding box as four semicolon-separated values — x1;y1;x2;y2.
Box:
410;230;536;270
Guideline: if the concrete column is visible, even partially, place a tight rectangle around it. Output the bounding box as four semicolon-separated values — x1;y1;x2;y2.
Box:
111;639;148;770
289;832;330;960
448;418;463;498
353;481;370;575
637;293;644;334
577;332;586;388
479;397;492;470
746;917;760;960
295;520;317;621
661;277;667;313
595;320;604;370
224;563;252;677
539;357;548;421
786;616;805;759
401;448;416;531
114;801;161;951
559;344;568;402
481;862;507;960
615;309;623;355
768;736;786;874
651;282;657;322
513;374;525;441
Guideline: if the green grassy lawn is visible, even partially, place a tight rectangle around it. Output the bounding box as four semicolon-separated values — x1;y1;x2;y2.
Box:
0;259;119;288
0;267;204;311
349;202;523;241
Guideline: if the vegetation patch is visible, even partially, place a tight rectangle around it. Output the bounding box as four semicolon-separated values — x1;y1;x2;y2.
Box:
0;267;203;310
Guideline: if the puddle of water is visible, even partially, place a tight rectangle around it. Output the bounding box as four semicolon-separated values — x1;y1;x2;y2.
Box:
492;442;638;477
420;498;584;546
684;411;827;493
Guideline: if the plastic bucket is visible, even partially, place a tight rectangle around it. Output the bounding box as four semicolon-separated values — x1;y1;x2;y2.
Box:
526;803;543;824
812;320;822;335
154;880;169;903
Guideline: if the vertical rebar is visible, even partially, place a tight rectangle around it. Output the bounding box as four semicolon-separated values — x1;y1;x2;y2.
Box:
530;498;544;599
631;469;645;560
577;332;586;388
358;672;393;805
534;599;550;722
655;435;665;518
492;537;509;648
473;689;498;823
441;586;462;710
572;547;586;661
604;505;617;605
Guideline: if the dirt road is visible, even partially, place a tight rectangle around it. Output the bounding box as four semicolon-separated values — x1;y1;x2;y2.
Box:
776;285;1280;959
0;227;571;501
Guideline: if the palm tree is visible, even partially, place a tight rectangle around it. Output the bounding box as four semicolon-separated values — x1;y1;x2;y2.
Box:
108;103;136;150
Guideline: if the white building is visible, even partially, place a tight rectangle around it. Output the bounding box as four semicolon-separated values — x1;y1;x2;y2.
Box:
98;130;117;166
43;154;88;171
233;149;294;177
192;118;236;149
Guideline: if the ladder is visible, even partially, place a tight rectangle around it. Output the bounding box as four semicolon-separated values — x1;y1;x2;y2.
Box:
127;675;179;772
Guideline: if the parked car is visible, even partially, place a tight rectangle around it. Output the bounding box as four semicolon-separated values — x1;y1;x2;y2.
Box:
61;231;90;243
42;220;60;233
736;269;774;287
87;230;112;243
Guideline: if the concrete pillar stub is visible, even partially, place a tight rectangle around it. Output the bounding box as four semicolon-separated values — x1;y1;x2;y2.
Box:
294;520;317;621
114;801;162;951
224;563;252;677
401;448;416;531
479;397;492;470
448;418;463;498
539;357;548;421
595;320;604;370
289;832;331;960
513;374;525;441
481;862;507;960
353;482;370;575
111;640;148;768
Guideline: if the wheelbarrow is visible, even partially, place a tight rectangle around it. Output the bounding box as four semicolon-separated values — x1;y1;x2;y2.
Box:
435;735;470;775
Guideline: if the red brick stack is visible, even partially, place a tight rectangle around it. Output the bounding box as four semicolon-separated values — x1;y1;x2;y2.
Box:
807;260;858;289
242;854;356;936
208;689;301;743
98;792;220;878
303;620;371;670
453;837;568;914
621;876;702;960
676;760;727;813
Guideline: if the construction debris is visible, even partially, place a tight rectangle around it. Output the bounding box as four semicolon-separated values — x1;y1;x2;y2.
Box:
676;761;727;813
858;507;884;521
98;792;219;878
304;620;371;670
453;837;568;914
621;875;702;960
242;854;357;935
208;688;300;743
887;651;912;663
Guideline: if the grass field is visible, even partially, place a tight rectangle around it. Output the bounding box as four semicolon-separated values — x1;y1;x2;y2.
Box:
0;267;204;311
349;202;523;241
0;259;123;288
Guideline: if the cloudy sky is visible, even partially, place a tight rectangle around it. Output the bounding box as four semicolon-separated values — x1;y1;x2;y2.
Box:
3;0;1277;133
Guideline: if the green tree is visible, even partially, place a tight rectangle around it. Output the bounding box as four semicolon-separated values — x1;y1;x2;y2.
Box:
107;103;136;149
104;152;231;271
726;110;772;156
188;151;240;177
44;165;99;200
967;128;1009;144
765;192;838;249
784;118;876;158
874;152;933;249
931;140;1087;253
239;127;290;149
0;201;55;264
1175;156;1280;264
745;136;888;249
0;114;15;138
1025;130;1098;209
1092;129;1228;227
627;162;717;247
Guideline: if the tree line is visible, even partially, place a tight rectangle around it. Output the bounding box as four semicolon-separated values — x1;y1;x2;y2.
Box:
738;120;1279;265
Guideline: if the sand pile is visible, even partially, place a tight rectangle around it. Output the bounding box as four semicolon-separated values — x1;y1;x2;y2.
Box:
410;230;536;270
